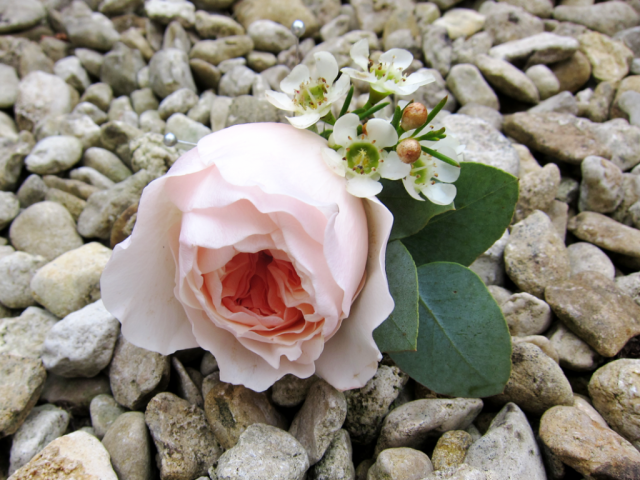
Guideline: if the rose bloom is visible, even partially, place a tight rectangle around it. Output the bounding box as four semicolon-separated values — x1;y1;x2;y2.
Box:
101;123;394;392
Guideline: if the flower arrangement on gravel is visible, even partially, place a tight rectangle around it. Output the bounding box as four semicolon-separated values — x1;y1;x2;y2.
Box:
101;40;519;397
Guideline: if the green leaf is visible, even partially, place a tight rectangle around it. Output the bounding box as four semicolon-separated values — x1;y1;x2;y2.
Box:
373;241;419;353
391;262;512;398
402;162;518;267
378;179;454;241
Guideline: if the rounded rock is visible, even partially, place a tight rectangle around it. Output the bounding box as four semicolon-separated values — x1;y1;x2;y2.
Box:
567;242;615;280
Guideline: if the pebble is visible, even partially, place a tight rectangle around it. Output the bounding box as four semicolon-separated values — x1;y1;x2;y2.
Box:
579;30;634;83
481;3;544;45
44;188;85;221
589;80;617;122
546;271;640;357
569;211;640;258
14;175;46;208
158;87;199;120
374;398;482;455
225;95;279;127
146;392;221;479
616;271;640;305
70;166;115;190
271;374;318;407
109;335;170;410
528;90;578;114
218;65;257;97
101;43;145;98
54;56;90;94
149;48;196;99
188;90;215;124
0;252;46;309
61;1;120;51
451;32;492;68
0;135;33;191
469;230;509;286
248;19;297;53
0;307;57;359
0;354;46;438
42;174;97;200
0;64;18;109
475;54;540;104
489;32;579;65
30;242;111;318
190;36;254;66
8;404;69;475
540;405;640;478
579;155;624;213
567;242;615;279
40;372;111;414
204;381;287;450
550;50;592;93
165;113;212;146
14;71;78;132
75;48;105;78
445;64;499;110
82;146;132;183
307;429;355;480
488;342;573;414
290;379;347;465
58;113;102;149
456;103;502;131
344;365;408;446
512;335;560;364
504;210;571;298
130;132;178;178
172;356;203;407
0;191;19;231
526;64;560;100
589;359;640;448
432;9;484;40
77;169;152;240
24;135;83;176
430;430;472;471
465;403;546;479
554;2;640;36
102;411;153;480
442;115;519;176
108;96;138;128
195;12;244;40
504;111;609;165
0;0;45;33
145;0;195;28
130;88;159;116
593;118;640;171
515;162;561;222
89;393;125;439
368;447;433;480
9;201;83;262
501;292;552;336
617;90;640;126
41;300;119;378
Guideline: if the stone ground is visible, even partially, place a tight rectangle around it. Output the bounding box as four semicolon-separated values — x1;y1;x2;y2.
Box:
1;0;640;478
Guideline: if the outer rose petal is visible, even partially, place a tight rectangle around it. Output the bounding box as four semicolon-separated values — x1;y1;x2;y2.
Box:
315;197;395;390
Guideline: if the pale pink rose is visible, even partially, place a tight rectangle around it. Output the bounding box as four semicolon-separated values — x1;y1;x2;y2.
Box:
100;123;394;392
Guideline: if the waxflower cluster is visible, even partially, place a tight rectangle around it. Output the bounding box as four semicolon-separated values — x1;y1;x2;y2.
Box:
265;39;464;204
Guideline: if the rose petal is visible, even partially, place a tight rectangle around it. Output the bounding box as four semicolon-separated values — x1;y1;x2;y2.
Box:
315;197;394;390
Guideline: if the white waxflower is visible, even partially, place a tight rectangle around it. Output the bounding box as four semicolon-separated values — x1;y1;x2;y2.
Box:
322;113;411;198
401;129;464;205
341;39;435;96
265;52;350;129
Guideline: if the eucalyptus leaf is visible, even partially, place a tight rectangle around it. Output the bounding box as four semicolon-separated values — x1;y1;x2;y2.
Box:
402;162;518;267
391;262;512;398
378;179;454;241
373;240;419;353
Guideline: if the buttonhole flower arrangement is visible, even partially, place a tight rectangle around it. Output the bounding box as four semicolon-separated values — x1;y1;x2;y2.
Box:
102;38;518;399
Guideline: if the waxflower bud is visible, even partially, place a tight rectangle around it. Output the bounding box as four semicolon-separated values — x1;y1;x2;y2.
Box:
401;103;428;131
397;139;422;164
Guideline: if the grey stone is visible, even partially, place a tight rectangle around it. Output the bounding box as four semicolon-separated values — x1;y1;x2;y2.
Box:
442;115;519;176
456;103;502;131
219;65;258;97
8;404;69;475
616;90;640;127
308;429;354;480
81;83;113;112
446;64;498;110
158;88;199;121
162;21;191;54
0;64;18;109
145;0;195;27
422;25;453;77
57;114;102;150
501;292;552;337
0;0;46;34
588;80;616;123
108;96;138;128
109;335;170;411
149;48;196;99
146;392;220;479
16;175;47;208
139;110;166;134
61;1;120;51
512;334;560;364
98;0;143;16
41;300;119;378
195;12;244;40
100;43;145;97
0;354;46;438
0;135;33;191
593;119;640;171
548;322;602;371
70;167;115;190
272;374;318;407
204;382;287;450
247;52;277;72
214;423;308;480
489;32;579;66
580;30;634;83
102;411;153;480
465;403;546;479
504;210;570;298
9;201;83;262
15;71;78;132
172;356;203;407
82;147;132;183
290;379;347;465
89;394;124;439
248;20;297;54
567;242;615;280
546;271;640;357
475;54;539;104
0;307;57;359
131;88;159;115
165;113;211;147
469;230;509;286
54;56;90;94
190;59;222;91
616;271;640;306
569;211;640;259
430;430;473;472
514;162;561;222
526;64;560;100
554;2;640;37
368;447;433;480
190;36;254;66
0;252;46;309
481;3;544;46
188;91;215;125
30;242;112;318
225;95;280;127
40;373;111;415
25;136;83;176
344;365;408;445
0;191;19;231
320;14;351;42
0;110;18;141
375;398;482;455
75;48;105;78
100;120;142;166
130;132;179;178
528;91;578;115
77;170;152;240
433;8;485;41
451;32;492;68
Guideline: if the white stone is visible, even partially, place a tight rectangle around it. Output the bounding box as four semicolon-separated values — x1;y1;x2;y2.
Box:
0;191;19;230
0;307;58;359
567;242;615;280
0;252;46;309
25;135;83;175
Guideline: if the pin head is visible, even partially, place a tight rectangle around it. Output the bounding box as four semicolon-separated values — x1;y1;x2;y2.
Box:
291;20;305;38
163;132;178;147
